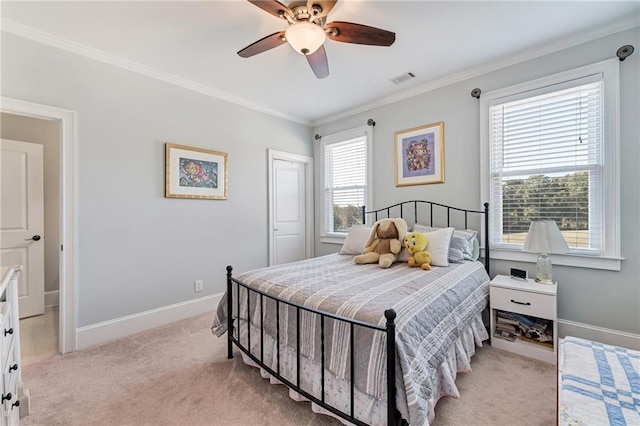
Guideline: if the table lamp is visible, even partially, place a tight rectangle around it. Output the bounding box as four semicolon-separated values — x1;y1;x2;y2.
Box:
522;220;569;284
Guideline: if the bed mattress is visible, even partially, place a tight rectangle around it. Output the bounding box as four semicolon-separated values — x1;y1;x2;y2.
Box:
213;254;490;425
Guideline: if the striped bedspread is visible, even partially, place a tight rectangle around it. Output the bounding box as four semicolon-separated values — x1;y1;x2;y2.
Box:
213;254;490;426
559;337;640;426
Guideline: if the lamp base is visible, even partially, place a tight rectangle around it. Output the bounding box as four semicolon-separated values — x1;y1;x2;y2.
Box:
535;253;555;285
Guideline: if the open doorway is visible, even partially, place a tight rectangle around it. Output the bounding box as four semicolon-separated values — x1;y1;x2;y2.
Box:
1;113;59;363
0;97;77;355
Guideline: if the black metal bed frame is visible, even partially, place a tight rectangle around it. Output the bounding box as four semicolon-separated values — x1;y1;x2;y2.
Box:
226;200;490;426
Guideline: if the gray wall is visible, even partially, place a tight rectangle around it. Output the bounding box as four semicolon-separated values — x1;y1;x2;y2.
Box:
314;27;640;335
1;33;312;327
1;113;61;303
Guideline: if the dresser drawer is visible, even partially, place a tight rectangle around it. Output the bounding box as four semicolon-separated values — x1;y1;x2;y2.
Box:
490;286;555;319
0;305;14;369
3;368;17;406
2;366;18;424
3;348;18;393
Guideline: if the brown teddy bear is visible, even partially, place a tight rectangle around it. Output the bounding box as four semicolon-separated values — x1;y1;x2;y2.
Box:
354;218;408;268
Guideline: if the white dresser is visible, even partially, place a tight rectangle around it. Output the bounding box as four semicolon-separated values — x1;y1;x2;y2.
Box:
1;266;27;425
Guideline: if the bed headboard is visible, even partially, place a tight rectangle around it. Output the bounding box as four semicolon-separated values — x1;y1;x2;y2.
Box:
362;200;490;274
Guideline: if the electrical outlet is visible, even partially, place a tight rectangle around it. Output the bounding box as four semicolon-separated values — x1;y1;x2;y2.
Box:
194;280;203;292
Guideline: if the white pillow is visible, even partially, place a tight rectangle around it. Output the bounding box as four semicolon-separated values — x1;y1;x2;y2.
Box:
414;224;479;262
398;247;410;262
339;225;372;255
423;227;454;267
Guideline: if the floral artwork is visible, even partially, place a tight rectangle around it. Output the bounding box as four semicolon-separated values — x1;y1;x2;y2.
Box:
402;135;434;178
165;143;228;199
395;122;444;186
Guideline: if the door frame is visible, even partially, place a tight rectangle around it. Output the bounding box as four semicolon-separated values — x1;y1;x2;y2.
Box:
267;149;314;266
1;97;77;354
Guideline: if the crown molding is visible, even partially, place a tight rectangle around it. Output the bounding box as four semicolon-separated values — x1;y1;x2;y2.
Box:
3;16;637;129
1;19;310;126
311;17;640;127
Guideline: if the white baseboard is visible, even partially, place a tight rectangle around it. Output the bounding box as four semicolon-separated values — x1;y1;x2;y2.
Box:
74;297;639;351
558;319;640;350
44;290;59;308
76;293;223;350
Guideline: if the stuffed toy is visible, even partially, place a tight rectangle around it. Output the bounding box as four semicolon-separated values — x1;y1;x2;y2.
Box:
354;218;408;268
402;232;432;270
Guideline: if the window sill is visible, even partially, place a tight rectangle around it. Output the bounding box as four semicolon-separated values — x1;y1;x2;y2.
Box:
320;234;346;245
484;249;623;271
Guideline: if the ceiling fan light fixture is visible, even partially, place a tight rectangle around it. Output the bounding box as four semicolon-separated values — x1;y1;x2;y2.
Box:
285;21;326;55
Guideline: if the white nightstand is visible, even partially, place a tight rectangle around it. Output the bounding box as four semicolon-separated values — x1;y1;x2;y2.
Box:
489;274;557;364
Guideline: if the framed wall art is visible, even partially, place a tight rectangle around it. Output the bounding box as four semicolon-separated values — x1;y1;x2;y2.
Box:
165;143;228;200
394;121;444;186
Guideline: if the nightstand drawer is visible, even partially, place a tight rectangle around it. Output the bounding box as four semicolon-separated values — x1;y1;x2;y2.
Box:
490;286;555;319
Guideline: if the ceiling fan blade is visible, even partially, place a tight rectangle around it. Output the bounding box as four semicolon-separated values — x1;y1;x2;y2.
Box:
247;0;292;20
237;31;287;58
307;0;337;19
306;45;329;79
325;21;395;46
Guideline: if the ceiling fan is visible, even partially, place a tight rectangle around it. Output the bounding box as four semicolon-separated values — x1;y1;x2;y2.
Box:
237;0;396;79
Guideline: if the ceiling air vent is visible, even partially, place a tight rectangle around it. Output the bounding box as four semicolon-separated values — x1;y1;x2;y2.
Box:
390;72;416;84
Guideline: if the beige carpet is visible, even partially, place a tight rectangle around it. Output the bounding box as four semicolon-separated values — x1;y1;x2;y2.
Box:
21;312;556;426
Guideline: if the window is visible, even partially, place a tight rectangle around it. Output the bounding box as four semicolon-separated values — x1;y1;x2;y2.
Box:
319;126;372;242
481;59;620;270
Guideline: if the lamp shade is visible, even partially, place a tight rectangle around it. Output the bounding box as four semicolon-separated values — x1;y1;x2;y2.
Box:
285;22;326;55
522;220;569;254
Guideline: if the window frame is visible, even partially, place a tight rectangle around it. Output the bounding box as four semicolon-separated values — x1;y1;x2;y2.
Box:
480;58;621;271
318;125;373;244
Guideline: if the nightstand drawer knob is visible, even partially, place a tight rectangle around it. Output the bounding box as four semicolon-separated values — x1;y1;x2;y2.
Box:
2;393;12;403
510;299;531;306
8;364;18;372
4;328;13;336
11;400;19;409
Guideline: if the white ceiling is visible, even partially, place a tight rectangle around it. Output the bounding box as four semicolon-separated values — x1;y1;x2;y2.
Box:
2;1;639;125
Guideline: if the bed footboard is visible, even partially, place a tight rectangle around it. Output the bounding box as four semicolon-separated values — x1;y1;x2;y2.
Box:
226;265;399;426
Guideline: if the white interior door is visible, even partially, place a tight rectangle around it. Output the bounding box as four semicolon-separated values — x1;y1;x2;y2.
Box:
1;139;45;318
272;159;307;265
268;150;313;266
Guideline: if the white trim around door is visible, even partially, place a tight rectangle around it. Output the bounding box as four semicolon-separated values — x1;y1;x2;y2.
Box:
1;97;77;354
268;149;314;266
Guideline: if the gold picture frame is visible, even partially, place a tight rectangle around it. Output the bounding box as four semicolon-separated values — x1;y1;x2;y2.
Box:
394;121;444;186
165;143;228;200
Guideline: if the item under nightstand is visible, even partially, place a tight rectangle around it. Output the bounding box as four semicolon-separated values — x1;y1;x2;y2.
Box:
489;274;557;364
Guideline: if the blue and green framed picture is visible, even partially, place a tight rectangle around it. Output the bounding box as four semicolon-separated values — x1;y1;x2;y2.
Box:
165;143;228;199
395;121;444;187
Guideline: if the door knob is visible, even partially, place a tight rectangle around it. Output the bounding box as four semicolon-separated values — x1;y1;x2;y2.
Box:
25;235;41;241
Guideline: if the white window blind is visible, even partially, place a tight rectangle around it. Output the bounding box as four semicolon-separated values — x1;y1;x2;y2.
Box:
324;136;366;233
489;75;603;255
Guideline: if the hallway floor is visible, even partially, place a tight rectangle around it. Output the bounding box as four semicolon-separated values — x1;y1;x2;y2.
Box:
20;306;58;365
